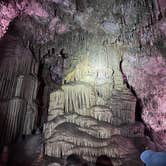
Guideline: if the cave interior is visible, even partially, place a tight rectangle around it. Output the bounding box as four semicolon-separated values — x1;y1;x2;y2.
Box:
0;0;166;166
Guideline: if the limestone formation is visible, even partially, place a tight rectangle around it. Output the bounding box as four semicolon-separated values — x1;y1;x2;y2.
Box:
44;77;143;165
15;74;39;101
0;98;26;144
43;45;143;165
110;87;137;124
0;48;39;144
22;102;38;135
62;83;96;113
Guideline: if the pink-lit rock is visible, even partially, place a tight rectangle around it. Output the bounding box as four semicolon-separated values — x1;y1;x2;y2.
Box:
158;19;166;36
0;3;17;38
49;17;60;31
122;53;166;150
57;23;68;34
0;0;48;38
158;0;166;9
49;16;68;34
22;0;48;18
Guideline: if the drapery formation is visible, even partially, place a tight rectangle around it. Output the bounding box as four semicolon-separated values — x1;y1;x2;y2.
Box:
0;44;39;145
44;64;145;165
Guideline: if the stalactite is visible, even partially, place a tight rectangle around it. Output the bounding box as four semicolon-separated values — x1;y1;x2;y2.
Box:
110;88;136;124
62;84;96;113
60;135;138;159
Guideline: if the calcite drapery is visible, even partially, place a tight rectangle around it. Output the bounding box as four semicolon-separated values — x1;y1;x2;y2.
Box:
42;33;148;165
44;80;144;165
0;98;26;144
0;74;39;144
0;39;39;145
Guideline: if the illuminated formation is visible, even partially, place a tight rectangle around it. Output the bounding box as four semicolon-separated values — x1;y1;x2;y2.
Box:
44;50;145;165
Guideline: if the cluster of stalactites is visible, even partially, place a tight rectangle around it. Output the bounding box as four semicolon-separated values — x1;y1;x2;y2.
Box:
49;84;96;114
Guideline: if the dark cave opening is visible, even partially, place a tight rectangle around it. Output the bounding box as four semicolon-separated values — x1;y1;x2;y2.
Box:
119;58;144;123
36;63;46;130
135;99;143;122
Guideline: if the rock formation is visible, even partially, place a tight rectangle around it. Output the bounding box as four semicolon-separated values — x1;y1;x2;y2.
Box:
44;47;146;165
0;36;39;145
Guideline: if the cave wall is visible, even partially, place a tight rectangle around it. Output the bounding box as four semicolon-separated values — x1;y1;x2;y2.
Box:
122;39;166;149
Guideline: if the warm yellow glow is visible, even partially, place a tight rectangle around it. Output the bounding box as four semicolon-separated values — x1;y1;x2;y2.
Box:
63;57;112;84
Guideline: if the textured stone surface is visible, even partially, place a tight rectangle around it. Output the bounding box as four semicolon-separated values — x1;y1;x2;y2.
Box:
122;54;166;150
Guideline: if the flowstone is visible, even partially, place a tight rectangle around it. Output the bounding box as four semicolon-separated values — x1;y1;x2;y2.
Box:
43;35;146;165
44;81;145;165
